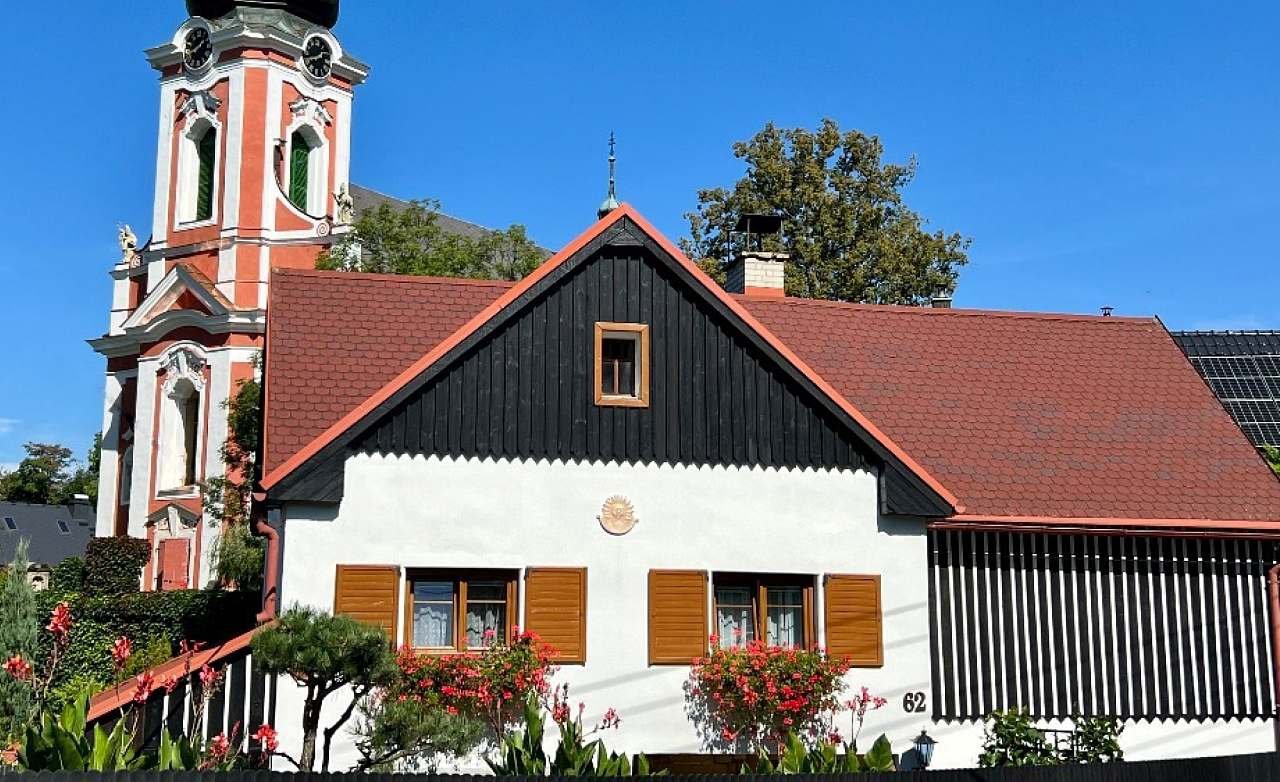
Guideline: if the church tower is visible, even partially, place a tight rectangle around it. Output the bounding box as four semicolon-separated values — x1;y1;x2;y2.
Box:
90;0;366;590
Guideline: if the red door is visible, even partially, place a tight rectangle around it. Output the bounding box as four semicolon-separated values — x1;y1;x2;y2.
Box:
157;538;190;591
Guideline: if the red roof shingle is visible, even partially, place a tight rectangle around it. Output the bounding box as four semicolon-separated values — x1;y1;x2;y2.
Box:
265;269;1280;526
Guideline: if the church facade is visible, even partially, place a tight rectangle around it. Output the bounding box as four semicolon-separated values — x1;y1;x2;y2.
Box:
92;0;1280;771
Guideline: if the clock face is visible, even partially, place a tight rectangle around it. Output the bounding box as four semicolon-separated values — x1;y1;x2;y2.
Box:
303;36;333;80
183;27;213;71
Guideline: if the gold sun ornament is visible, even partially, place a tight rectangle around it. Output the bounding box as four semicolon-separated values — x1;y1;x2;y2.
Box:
597;495;638;535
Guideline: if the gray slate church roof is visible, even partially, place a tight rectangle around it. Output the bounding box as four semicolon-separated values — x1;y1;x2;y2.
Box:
348;185;551;255
0;499;95;567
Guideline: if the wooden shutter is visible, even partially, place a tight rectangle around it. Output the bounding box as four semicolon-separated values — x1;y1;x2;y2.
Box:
824;574;883;666
158;538;190;591
648;569;707;665
524;568;587;663
334;565;399;639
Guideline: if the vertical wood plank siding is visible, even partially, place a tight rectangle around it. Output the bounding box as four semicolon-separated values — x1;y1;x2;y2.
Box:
353;249;869;472
928;529;1279;721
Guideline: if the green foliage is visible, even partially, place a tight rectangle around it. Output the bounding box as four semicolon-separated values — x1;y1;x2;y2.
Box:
317;197;542;281
252;606;397;771
682;119;970;304
61;434;102;508
212;520;265;590
488;696;658;777
202;369;265;589
748;730;895;774
81;536;149;596
0;438;100;507
1066;717;1124;764
0;539;39;741
1263;445;1280;477
17;691;147;771
352;688;486;771
49;556;85;597
34;589;258;711
979;709;1058;767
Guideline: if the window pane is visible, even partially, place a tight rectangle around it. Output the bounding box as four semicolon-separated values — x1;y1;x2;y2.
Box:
196;128;216;221
715;586;756;645
766;587;805;648
601;336;637;397
413;581;453;602
467;581;506;601
466;601;506;647
413;600;453;648
289;130;310;211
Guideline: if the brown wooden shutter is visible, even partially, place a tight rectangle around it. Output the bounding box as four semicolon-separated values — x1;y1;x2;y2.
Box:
648;569;707;665
824;574;883;666
333;565;400;639
524;567;587;663
158;538;190;591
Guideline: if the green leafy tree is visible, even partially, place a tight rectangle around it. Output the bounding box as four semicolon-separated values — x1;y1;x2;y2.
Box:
202;368;264;589
351;690;485;772
682;119;970;304
0;540;38;741
317;198;542;281
251;606;396;771
978;709;1057;767
1263;445;1280;477
0;437;101;507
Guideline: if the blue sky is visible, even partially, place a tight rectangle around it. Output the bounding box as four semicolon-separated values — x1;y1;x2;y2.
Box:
0;1;1276;471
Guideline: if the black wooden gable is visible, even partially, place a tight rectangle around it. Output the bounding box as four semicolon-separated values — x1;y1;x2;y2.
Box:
269;217;953;518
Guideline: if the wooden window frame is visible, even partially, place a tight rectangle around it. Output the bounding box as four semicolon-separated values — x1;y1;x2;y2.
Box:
594;322;650;408
712;573;815;650
403;568;518;653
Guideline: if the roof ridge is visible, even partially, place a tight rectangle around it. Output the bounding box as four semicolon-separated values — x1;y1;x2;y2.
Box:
273;267;516;287
740;295;1157;325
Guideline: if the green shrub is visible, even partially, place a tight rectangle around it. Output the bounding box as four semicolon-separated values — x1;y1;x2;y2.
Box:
50;556;85;595
979;709;1056;767
82;537;150;596
1069;716;1123;764
1;540;39;741
34;588;259;710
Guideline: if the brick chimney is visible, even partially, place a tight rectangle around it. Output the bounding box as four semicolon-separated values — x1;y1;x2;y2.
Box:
726;250;788;298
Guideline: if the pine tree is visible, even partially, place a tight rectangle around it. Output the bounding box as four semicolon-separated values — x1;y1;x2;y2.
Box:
0;539;39;740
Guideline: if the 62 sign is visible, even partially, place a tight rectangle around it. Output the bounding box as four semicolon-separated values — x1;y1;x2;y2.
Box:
902;691;927;713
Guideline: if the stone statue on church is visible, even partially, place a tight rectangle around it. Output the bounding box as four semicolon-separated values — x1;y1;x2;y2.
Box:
333;184;356;225
118;224;140;268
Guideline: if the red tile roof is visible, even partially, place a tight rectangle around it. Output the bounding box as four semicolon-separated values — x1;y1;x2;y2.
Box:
264;269;513;473
265;268;1280;528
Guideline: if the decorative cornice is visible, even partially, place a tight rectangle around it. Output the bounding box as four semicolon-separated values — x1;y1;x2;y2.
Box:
289;96;333;126
180;90;222;122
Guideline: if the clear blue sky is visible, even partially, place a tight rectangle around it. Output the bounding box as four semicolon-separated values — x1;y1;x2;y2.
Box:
0;1;1277;471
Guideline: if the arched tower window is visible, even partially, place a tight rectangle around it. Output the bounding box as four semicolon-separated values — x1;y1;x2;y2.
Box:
195;126;217;222
288;129;312;211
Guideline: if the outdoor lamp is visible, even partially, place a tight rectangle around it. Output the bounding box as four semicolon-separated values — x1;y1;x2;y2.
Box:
913;729;937;769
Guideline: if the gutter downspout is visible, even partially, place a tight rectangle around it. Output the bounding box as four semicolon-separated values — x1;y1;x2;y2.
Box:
254;496;280;623
1269;563;1280;750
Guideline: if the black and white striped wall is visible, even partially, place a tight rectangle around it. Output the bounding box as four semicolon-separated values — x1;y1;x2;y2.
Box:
928;529;1278;721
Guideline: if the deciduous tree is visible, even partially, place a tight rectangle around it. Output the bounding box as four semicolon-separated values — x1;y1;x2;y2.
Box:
682;119;970;304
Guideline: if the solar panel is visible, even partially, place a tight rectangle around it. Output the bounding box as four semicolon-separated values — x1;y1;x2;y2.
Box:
1174;331;1280;449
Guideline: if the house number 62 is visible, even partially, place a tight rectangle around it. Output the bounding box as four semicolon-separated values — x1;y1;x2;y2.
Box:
902;691;927;713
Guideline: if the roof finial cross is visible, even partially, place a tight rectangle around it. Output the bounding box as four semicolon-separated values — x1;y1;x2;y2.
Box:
597;131;621;219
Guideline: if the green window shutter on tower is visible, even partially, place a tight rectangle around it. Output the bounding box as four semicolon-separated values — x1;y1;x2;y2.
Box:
289;131;310;211
195;128;216;221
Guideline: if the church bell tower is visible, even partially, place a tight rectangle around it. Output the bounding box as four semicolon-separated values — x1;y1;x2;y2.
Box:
90;0;366;590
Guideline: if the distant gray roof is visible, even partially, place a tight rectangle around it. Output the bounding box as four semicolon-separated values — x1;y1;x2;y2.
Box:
348;184;550;255
0;500;94;568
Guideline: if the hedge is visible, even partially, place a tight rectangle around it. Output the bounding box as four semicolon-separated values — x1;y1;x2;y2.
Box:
81;537;150;596
35;588;259;706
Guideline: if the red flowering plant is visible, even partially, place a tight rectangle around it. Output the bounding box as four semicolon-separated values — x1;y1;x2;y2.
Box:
390;628;556;739
686;635;855;751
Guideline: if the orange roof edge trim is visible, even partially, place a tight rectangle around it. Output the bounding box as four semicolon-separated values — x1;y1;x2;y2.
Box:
939;514;1280;533
261;203;961;512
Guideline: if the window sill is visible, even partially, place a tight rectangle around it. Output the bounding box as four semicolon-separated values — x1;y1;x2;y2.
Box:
174;218;218;231
156;487;200;500
595;394;649;409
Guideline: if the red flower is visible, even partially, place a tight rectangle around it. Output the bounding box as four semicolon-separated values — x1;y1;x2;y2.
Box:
199;664;221;689
3;655;32;681
251;723;279;753
132;672;156;704
111;636;133;671
46;602;72;637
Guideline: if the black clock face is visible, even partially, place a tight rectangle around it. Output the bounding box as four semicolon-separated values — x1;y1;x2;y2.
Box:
183;27;213;70
303;36;333;79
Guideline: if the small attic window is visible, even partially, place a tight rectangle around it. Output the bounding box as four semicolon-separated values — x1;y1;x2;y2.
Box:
57;520;70;534
594;322;649;408
4;517;15;531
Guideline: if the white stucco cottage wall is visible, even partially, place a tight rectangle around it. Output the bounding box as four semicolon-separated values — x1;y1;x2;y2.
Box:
274;452;936;770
